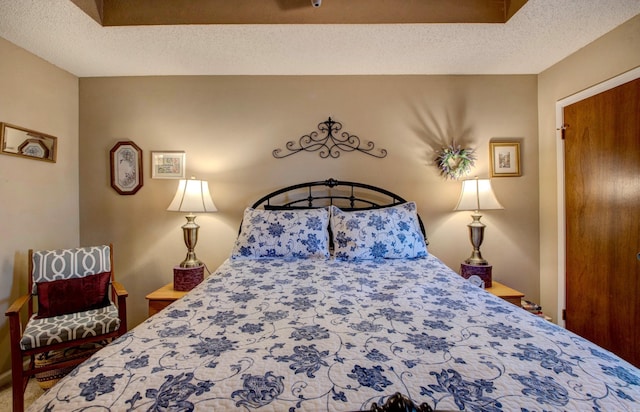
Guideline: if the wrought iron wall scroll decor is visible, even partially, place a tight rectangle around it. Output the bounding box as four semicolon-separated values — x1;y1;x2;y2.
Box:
273;117;387;159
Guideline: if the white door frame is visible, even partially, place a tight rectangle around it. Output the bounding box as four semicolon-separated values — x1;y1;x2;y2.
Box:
555;66;640;326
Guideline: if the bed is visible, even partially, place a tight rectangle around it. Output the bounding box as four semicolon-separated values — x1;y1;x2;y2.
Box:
28;179;640;411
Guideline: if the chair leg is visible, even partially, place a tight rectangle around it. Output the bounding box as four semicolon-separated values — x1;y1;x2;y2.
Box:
8;331;26;412
11;363;25;412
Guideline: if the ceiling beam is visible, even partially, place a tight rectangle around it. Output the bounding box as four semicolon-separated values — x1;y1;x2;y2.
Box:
70;0;528;26
70;0;103;25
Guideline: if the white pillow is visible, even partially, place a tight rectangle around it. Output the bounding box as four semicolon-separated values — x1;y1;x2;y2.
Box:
330;202;428;260
232;208;330;259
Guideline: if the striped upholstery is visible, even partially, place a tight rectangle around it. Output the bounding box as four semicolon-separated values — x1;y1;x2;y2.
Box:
20;304;121;351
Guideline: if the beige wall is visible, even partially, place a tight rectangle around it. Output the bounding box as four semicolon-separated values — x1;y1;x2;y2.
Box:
1;13;636;384
79;75;540;328
537;14;640;323
0;38;79;383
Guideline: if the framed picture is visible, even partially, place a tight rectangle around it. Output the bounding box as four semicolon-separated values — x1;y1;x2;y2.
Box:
151;151;186;179
1;122;58;163
490;141;521;177
110;141;143;195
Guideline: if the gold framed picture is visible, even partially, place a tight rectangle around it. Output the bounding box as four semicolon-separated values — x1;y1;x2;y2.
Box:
0;122;57;163
490;142;521;177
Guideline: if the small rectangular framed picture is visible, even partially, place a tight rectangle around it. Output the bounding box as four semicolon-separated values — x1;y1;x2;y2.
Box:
151;151;186;179
490;142;521;177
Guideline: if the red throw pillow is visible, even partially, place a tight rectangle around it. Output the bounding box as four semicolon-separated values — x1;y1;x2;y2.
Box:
36;271;111;319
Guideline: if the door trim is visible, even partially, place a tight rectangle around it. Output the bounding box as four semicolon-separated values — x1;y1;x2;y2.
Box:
555;66;640;326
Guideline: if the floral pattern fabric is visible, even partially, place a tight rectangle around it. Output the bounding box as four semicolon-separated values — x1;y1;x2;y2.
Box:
231;207;330;259
330;203;428;260
29;256;640;411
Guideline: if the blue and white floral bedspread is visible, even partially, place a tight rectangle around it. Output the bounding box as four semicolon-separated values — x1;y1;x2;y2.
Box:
29;256;640;411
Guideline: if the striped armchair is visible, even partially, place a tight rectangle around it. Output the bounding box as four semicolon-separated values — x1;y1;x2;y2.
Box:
5;244;128;412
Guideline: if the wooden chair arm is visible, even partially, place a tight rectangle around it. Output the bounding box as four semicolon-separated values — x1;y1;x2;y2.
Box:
6;294;31;360
112;281;128;298
5;294;31;317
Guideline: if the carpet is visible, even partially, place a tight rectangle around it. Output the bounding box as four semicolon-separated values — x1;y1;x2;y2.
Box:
0;378;44;410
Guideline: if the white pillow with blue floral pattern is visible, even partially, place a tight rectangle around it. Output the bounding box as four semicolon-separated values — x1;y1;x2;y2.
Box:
330;202;428;260
232;208;330;259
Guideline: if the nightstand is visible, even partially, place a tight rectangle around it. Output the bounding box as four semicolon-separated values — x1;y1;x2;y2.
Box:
145;282;188;317
485;280;524;306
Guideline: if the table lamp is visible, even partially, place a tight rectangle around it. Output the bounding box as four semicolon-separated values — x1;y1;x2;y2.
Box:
167;177;217;290
454;177;503;265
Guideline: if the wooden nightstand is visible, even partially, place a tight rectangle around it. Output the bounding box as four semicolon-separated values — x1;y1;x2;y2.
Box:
485;280;524;306
145;282;188;317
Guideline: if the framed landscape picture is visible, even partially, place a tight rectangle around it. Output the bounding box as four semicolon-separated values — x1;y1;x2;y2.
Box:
151;151;186;179
490;141;521;177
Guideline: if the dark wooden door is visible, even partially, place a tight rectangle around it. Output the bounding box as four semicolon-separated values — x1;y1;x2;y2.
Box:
564;77;640;367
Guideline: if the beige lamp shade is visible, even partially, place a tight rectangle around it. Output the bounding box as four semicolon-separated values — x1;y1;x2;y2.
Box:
167;178;217;213
454;178;503;212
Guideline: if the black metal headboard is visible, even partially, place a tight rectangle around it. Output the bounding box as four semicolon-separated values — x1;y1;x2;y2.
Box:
251;178;427;243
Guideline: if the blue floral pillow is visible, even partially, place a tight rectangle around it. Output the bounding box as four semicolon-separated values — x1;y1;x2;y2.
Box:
330;202;428;260
232;208;330;259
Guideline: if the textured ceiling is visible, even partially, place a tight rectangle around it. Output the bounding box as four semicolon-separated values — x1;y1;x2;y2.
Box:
0;0;638;77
